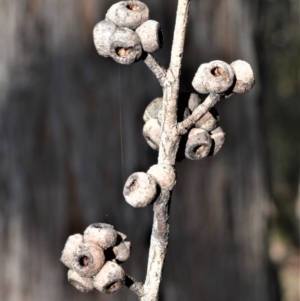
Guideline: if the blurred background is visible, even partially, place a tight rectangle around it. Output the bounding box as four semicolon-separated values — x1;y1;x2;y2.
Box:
0;0;299;300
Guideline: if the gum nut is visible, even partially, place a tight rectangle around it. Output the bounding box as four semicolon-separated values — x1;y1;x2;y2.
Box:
106;1;149;30
136;20;163;53
109;27;143;65
231;60;255;93
185;128;212;160
93;20;117;57
210;126;225;156
192;60;235;94
123;172;157;208
182;106;190;120
195;108;219;132
147;164;176;191
187;93;201;111
93;261;126;294
67;269;94;293
73;242;105;277
192;63;209;94
143;119;161;151
60;234;83;269
143;97;163;122
84;223;118;250
113;241;131;262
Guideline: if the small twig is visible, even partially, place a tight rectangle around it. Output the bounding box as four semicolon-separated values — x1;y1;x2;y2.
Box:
143;53;167;86
177;93;220;135
125;274;145;299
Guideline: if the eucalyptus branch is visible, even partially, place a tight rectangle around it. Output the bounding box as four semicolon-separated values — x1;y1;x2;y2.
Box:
141;2;191;299
60;0;255;300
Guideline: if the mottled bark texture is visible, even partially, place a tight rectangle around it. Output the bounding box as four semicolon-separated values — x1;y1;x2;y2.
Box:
0;1;274;301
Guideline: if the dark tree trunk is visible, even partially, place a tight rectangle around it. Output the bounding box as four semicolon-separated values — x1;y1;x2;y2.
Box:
0;0;276;301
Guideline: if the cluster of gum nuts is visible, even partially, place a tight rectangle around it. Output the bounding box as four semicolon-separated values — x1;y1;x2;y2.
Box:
61;2;256;294
61;223;131;294
123;60;255;208
93;0;162;65
143;60;255;159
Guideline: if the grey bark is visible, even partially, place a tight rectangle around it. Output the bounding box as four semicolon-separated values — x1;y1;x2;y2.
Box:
0;0;275;301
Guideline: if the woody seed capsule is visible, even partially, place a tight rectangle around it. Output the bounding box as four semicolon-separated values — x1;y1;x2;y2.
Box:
136;20;163;53
147;164;176;191
73;242;105;277
106;1;149;30
187;93;201;111
210;126;225;156
113;241;131;262
93;261;126;294
84;223;118;250
67;269;94;293
185;128;212;160
123;172;157;207
231;60;255;93
195;108;219;132
60;234;83;269
143;97;162;123
192;60;235;94
93;20;117;57
143;118;161;151
109;28;143;65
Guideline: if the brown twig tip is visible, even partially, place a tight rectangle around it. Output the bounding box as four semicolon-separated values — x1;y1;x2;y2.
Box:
136;20;163;53
60;234;83;269
93;261;126;294
106;1;149;30
143;119;161;151
231;60;255;93
123;172;158;207
209;126;225;156
73;243;105;277
147;164;176;191
93;20;117;57
109;28;143;65
67;269;94;293
84;223;118;250
192;60;235;94
185;128;212;160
